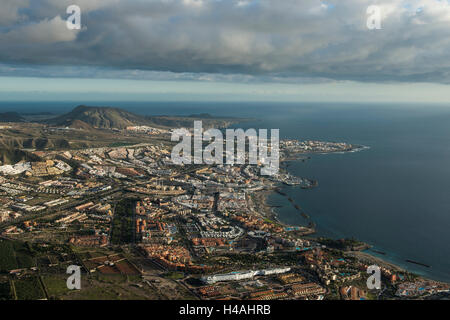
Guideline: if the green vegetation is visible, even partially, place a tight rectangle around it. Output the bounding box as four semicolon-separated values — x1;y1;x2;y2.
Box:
0;241;18;271
13;241;36;269
0;281;12;300
317;237;368;251
110;198;138;244
16;255;35;269
263;217;281;226
96;273;127;284
164;272;184;280
0;240;37;272
200;252;302;270
68;286;121;300
14;277;46;300
42;275;71;299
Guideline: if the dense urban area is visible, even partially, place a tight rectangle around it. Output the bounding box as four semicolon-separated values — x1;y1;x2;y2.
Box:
0;109;449;301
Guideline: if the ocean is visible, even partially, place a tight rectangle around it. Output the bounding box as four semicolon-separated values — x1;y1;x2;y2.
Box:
1;101;449;282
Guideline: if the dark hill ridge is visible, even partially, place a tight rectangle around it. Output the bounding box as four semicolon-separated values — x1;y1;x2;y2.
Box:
47;105;146;129
0;112;25;123
0;148;42;165
45;105;241;130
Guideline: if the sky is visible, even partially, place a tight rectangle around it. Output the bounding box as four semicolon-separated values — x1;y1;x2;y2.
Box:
1;0;450;102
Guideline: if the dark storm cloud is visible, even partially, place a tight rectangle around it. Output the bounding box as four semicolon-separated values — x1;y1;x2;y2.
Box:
1;0;450;83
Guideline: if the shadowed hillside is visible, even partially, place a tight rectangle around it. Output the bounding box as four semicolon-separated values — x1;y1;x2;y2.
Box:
45;105;241;129
0;148;41;165
46;105;146;129
0;112;25;123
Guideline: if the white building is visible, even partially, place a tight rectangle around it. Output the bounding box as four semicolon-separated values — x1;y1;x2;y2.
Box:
201;267;291;284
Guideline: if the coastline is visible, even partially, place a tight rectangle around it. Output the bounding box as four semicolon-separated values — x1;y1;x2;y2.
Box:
228;113;450;284
255;148;449;285
257;188;449;283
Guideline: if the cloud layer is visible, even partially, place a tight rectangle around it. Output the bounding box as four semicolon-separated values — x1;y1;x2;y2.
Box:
1;0;450;83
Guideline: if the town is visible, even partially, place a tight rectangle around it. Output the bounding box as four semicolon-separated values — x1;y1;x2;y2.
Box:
0;123;448;300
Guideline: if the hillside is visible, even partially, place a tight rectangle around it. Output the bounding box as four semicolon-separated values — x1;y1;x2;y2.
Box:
0;136;71;150
0;106;245;152
45;105;242;130
0;148;42;165
144;115;238;129
46;105;146;129
0;112;25;123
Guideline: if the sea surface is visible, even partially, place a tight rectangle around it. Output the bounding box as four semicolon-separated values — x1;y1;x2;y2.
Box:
1;101;450;282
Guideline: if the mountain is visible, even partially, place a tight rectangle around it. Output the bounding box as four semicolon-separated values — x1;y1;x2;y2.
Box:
0;148;42;165
46;105;242;130
0;112;25;122
46;105;146;129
